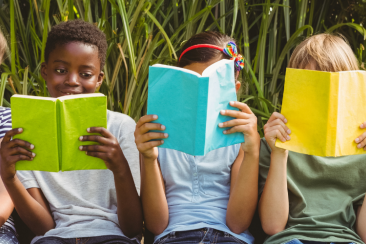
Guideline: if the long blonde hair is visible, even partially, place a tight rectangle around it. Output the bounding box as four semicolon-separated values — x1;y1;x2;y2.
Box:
0;30;7;63
288;33;359;71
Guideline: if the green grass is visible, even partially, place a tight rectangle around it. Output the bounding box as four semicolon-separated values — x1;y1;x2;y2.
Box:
0;0;365;135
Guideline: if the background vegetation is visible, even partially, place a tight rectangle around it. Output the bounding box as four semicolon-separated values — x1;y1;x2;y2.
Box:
0;0;365;135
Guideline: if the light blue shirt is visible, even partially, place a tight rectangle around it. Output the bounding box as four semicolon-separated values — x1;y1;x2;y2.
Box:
154;144;254;244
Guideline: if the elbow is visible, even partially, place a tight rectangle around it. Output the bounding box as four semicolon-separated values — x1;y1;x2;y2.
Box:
145;222;168;236
122;224;143;239
262;223;285;236
226;216;251;234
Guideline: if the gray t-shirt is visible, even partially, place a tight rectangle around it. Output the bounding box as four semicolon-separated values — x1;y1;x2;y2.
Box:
17;110;140;244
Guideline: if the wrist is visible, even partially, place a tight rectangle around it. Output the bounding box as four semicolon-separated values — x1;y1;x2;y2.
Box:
1;173;17;186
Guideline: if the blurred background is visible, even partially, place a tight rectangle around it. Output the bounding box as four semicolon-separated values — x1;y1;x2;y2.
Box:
0;0;365;134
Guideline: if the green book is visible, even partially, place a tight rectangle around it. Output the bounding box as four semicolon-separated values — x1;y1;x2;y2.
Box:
11;93;107;172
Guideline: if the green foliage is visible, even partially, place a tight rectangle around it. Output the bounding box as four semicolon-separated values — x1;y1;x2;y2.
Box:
0;0;366;134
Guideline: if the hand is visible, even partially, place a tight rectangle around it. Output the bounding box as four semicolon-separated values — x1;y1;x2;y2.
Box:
134;115;168;161
79;127;127;173
355;122;366;150
0;128;35;181
219;101;260;154
263;112;291;153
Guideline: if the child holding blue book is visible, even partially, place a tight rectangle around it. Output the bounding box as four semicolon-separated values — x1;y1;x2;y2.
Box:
259;34;366;244
0;20;142;244
135;31;260;244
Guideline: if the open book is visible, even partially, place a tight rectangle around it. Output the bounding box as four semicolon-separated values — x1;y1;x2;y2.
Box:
11;93;107;171
275;68;366;157
147;59;244;156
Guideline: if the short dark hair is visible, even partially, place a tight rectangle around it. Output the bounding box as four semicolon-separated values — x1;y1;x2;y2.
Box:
178;31;237;68
44;19;108;69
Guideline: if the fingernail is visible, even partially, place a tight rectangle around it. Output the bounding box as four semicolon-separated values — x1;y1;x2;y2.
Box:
161;140;164;144
32;152;36;157
286;135;291;140
287;129;291;134
355;138;360;143
30;144;35;149
282;138;286;142
79;136;83;141
161;125;166;130
361;124;364;129
87;128;90;132
223;130;227;134
230;101;234;105
221;110;225;115
18;128;23;132
164;133;168;138
358;144;362;148
153;115;158;119
284;119;288;123
85;152;88;155
219;123;223;127
79;146;83;150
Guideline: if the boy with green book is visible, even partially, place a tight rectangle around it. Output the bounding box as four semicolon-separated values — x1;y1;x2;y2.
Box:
0;20;142;244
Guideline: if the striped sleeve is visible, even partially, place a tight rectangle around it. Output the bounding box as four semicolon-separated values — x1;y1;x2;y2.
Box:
0;107;12;138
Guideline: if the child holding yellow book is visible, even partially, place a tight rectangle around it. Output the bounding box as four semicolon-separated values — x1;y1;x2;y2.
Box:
0;20;142;244
258;33;366;244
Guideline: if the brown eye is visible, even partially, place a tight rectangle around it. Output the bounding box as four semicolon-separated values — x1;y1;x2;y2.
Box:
81;73;92;78
56;69;66;74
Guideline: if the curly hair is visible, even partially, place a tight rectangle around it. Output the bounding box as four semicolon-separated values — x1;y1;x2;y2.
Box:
44;19;107;69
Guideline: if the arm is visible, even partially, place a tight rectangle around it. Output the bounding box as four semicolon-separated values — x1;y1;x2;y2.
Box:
0;138;14;227
0;128;55;234
135;115;169;235
258;112;291;235
79;127;143;238
356;204;366;241
220;101;260;233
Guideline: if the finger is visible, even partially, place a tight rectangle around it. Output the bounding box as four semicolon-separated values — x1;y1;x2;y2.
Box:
85;151;107;159
139;122;166;135
266;118;291;135
356;132;366;148
220;109;251;119
265;125;290;142
79;135;109;145
138;140;164;152
7;155;33;164
139;132;168;143
223;125;248;135
267;112;287;124
79;145;108;152
361;122;366;129
219;119;250;128
136;115;159;128
8;139;35;150
229;101;253;114
8;147;35;158
86;127;113;138
3;128;23;143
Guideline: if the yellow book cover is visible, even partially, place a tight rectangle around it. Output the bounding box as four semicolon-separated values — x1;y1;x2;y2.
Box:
275;68;366;157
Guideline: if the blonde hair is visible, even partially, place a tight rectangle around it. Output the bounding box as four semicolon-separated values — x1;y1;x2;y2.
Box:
288;33;359;72
0;30;7;63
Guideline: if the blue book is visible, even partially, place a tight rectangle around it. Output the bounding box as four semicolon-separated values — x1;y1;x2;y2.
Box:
147;59;244;156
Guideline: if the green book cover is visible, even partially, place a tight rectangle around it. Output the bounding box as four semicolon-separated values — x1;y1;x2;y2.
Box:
11;93;107;172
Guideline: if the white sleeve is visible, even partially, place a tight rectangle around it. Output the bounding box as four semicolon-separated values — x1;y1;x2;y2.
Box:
16;170;40;189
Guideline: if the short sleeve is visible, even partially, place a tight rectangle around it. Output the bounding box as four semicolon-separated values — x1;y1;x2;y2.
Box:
16;170;40;189
258;138;272;196
117;117;141;195
0;107;12;138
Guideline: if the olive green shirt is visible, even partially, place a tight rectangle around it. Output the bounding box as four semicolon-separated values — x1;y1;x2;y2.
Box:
259;138;366;244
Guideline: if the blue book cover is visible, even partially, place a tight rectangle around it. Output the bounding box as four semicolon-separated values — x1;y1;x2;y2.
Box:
147;59;244;156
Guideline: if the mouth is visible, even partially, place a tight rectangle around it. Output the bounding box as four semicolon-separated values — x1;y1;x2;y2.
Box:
60;91;82;95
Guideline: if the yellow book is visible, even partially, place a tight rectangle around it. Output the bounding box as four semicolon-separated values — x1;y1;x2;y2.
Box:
275;68;366;157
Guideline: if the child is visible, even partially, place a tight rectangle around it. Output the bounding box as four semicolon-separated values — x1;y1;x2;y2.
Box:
0;20;142;244
0;30;20;244
135;31;260;244
259;33;365;244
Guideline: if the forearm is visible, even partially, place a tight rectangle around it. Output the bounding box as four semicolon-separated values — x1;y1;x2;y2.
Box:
0;180;14;227
226;150;259;233
356;203;366;241
141;157;168;235
113;161;143;238
258;150;289;235
3;176;55;234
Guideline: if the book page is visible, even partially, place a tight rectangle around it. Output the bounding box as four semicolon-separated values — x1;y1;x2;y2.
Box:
202;59;233;77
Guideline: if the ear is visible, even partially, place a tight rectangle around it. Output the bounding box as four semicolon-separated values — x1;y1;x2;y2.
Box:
41;62;48;81
96;71;104;88
235;81;241;92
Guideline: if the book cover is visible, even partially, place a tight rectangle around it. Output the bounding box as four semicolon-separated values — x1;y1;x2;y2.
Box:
11;93;107;171
147;59;244;156
275;68;366;157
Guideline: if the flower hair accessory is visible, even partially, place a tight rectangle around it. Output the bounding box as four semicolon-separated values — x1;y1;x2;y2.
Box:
179;41;245;71
223;42;244;71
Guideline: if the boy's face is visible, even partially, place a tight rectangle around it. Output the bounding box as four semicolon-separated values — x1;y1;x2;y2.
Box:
41;42;104;98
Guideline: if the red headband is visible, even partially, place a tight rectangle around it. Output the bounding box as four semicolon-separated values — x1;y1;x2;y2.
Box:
179;44;224;62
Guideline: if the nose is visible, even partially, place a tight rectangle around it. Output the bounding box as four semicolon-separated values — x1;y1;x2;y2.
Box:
65;73;80;86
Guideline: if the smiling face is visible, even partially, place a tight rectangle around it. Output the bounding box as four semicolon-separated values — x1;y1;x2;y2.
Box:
41;42;104;98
